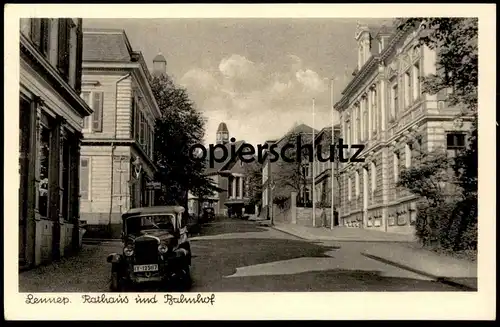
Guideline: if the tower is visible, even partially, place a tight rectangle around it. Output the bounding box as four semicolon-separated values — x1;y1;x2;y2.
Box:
152;52;167;76
216;122;229;145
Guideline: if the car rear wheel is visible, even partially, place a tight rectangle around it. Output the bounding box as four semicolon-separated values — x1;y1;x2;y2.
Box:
110;271;121;292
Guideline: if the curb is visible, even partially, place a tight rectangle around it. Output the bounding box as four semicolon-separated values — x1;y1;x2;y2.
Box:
270;226;417;243
270;226;309;240
362;252;477;291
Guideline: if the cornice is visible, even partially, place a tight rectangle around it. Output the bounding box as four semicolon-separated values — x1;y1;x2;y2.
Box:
20;34;93;118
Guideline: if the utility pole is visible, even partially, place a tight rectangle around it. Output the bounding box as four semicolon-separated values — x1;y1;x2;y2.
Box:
312;98;316;227
330;78;336;229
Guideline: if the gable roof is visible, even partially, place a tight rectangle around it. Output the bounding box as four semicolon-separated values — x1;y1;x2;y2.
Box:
83;29;133;62
204;140;246;174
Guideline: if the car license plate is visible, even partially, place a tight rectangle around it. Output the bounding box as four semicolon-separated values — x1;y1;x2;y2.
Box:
133;264;158;272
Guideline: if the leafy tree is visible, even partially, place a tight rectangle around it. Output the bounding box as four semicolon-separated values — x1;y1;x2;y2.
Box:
243;160;263;208
397;18;478;252
150;73;221;207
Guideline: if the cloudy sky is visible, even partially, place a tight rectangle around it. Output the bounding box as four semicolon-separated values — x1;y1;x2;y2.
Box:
84;18;388;146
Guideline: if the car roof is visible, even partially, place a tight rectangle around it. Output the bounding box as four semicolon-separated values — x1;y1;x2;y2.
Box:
122;206;185;219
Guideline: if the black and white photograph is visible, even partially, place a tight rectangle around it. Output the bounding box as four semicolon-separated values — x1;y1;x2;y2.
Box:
5;3;496;321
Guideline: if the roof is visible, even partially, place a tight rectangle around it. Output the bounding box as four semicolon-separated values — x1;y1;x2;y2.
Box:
122;206;185;219
204;140;245;173
83;29;132;62
217;122;229;133
153;53;167;63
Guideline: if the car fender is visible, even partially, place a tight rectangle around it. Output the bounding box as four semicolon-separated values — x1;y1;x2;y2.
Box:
106;253;123;264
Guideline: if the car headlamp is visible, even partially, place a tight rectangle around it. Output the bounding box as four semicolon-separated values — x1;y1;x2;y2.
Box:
158;244;168;254
124;245;134;257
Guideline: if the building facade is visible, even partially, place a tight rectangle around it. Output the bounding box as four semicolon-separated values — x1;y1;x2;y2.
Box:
312;125;341;227
188;122;253;217
19;18;93;269
79;29;161;238
334;20;473;234
261;124;317;220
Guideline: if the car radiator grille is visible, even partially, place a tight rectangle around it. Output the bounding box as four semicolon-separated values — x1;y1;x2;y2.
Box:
134;240;159;264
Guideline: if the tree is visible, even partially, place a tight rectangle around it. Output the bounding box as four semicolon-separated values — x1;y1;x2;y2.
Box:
243;160;263;209
150;73;221;207
397;18;478;252
272;132;313;206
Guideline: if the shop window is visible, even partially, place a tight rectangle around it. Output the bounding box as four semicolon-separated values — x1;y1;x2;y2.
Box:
61;138;70;219
38;118;51;218
19;97;32;222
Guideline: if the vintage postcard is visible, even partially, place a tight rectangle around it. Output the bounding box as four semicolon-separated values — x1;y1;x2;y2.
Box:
4;3;496;320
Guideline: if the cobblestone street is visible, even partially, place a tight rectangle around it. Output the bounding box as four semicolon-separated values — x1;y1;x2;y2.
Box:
19;218;465;292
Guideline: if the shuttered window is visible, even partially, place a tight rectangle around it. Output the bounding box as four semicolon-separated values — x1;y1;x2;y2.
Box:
81;92;90;130
91;91;103;132
80;157;90;200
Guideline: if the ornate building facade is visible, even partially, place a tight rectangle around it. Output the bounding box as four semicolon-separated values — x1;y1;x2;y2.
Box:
334;21;473;234
19;18;92;268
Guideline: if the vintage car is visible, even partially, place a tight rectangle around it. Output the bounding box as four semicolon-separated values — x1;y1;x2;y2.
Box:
200;207;215;223
107;206;192;291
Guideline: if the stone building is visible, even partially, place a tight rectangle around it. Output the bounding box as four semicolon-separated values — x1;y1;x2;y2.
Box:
188;122;253;218
334;20;473;234
19;18;93;269
79;29;161;238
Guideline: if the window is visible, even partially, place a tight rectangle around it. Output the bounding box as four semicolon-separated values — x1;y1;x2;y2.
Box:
133;96;140;141
57;19;72;80
356;105;361;143
378;39;383;53
391;82;398;119
81;91;104;132
80;157;90;200
355;171;360;197
372;88;378;134
412;63;420;100
30;18;50;57
19;97;32;223
61;138;70;219
405;143;412;168
362;97;368;141
345;122;351;156
371;161;376;192
235;177;241;198
404;71;412;108
113;160;123;196
228;177;233;198
348;177;352;201
38;115;51;218
447;133;466;157
393;152;400;182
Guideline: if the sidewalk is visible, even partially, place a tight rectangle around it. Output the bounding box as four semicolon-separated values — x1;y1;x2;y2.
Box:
270;222;477;290
362;243;478;290
272;223;417;242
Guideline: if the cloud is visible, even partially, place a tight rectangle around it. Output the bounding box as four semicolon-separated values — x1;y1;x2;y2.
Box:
295;69;327;94
181;54;334;147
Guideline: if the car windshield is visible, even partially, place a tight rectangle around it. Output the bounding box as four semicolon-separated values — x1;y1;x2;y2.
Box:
125;214;176;235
